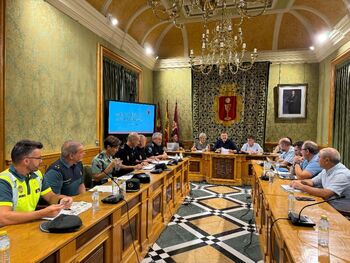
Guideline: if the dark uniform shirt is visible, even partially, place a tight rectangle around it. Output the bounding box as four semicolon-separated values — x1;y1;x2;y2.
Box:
115;144;138;176
146;142;164;157
45;158;83;196
135;147;147;162
213;139;238;151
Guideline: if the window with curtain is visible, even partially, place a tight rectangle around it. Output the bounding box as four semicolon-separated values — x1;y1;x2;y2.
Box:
333;60;350;167
103;56;138;137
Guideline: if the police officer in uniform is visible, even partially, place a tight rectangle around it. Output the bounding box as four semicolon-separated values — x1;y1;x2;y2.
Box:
91;135;122;185
136;134;149;163
45;140;86;196
0;140;73;226
115;132;143;175
146;132;168;160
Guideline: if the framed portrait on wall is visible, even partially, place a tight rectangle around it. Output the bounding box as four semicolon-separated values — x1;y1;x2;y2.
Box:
277;84;307;119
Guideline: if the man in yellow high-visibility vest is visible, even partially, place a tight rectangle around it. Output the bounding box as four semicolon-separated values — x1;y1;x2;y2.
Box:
0;140;73;226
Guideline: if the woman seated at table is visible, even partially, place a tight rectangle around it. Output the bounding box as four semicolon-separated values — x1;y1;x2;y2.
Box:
191;133;209;151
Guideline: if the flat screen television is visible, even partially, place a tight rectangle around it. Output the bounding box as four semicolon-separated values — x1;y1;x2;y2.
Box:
107;100;156;134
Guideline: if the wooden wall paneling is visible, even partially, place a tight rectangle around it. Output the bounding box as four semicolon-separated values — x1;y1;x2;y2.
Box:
0;0;5;171
5;147;100;173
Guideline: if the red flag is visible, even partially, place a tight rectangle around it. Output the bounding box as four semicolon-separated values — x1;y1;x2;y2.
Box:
164;100;170;144
172;101;179;140
156;102;162;132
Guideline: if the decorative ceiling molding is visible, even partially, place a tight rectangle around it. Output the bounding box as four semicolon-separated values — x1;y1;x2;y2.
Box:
101;0;112;16
155;23;174;53
46;0;156;69
154;50;318;70
315;14;350;61
124;4;150;33
182;25;189;58
272;13;283;50
342;0;350;13
141;21;170;46
292;5;332;29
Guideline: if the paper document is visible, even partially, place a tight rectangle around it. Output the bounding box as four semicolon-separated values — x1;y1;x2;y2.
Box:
151;160;169;165
43;201;92;220
281;184;301;193
142;164;155;170
221;148;230;154
89;185;112;193
117;174;134;180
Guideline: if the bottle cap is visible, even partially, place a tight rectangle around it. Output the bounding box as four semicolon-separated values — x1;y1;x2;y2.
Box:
321;215;328;220
0;230;7;236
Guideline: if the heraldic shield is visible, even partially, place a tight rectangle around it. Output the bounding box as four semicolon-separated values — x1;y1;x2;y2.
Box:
214;84;243;126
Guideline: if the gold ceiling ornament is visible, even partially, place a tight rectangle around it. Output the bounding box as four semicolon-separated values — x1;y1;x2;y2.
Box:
148;0;268;29
213;84;243;126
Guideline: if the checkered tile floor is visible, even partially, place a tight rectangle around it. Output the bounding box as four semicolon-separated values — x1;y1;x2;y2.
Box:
142;182;263;263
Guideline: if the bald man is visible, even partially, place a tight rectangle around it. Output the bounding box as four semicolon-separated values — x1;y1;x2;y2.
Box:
276;137;295;171
291;147;350;212
115;132;143;175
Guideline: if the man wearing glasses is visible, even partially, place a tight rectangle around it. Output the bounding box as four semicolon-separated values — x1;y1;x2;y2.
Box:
0;140;73;226
293;141;322;180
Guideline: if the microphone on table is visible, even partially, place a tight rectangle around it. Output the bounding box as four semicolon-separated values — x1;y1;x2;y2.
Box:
288;195;346;227
101;174;124;204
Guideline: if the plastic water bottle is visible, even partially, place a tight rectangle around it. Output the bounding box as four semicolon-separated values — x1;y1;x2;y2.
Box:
92;190;100;212
175;154;179;161
268;171;274;184
112;180;119;195
318;215;329;247
0;230;10;263
288;192;295;214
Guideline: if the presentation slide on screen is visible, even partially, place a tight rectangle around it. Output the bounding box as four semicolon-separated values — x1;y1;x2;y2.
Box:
108;101;155;134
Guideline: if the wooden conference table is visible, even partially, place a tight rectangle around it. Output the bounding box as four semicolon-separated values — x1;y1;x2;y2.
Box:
252;163;350;263
175;151;278;185
1;159;190;263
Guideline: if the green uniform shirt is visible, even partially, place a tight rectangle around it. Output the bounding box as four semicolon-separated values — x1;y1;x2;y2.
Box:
91;151;116;178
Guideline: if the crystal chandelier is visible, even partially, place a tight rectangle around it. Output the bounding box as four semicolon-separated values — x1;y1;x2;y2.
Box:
189;1;261;76
148;0;268;28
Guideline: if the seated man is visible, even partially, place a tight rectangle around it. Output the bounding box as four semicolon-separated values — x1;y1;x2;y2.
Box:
293;141;322;179
191;132;209;151
0;140;73;226
293;140;304;158
45;140;86;196
115;132;143;175
146;132;168;160
136;134;150;164
91;135;122;185
273;137;292;154
240;135;263;154
291;148;350;213
276;138;295;171
213;132;238;153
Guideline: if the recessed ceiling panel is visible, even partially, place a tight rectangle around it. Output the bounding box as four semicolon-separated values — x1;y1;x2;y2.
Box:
278;13;311;50
158;27;184;58
293;0;347;25
128;9;162;44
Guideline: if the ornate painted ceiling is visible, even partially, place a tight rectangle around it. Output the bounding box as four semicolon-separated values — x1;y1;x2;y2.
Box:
84;0;350;59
